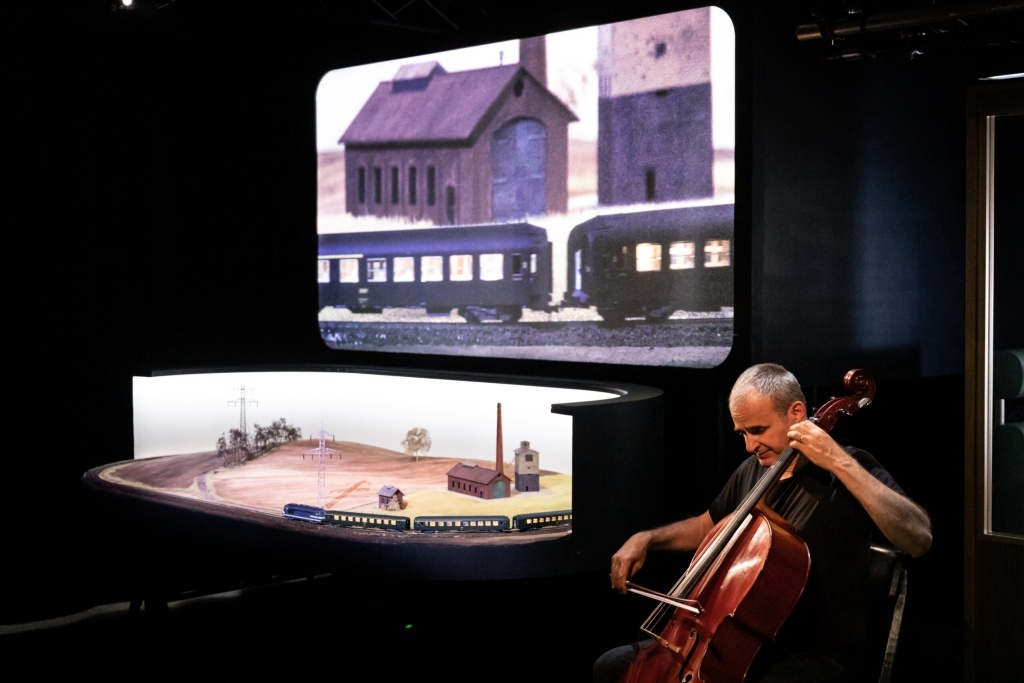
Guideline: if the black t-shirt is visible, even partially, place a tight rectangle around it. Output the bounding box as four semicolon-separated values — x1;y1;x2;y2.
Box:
707;447;905;680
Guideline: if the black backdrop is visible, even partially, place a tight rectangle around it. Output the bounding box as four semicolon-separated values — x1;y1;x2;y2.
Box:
7;1;1020;680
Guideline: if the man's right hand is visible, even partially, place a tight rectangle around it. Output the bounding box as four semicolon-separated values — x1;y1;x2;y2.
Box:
610;530;653;594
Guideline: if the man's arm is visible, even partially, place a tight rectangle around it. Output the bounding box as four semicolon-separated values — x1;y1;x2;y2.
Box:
609;511;715;593
789;422;933;557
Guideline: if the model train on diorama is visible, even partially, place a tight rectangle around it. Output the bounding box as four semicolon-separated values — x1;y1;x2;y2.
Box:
283;503;573;533
317;203;734;324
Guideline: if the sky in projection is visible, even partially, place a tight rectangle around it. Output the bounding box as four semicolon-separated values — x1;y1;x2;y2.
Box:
315;7;735;152
133;371;618;474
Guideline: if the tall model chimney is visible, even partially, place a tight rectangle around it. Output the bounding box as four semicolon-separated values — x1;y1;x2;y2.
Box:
519;36;547;87
496;403;503;475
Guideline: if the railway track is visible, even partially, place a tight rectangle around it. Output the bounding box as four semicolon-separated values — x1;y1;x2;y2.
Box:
320;316;733;350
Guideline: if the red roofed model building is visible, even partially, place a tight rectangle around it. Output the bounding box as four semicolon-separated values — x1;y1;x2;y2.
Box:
446;403;512;499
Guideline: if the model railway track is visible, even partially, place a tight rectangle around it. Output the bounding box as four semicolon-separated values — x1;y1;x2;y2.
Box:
320;317;733;350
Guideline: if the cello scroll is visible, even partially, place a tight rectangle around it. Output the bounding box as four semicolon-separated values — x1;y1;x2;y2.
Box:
809;368;876;432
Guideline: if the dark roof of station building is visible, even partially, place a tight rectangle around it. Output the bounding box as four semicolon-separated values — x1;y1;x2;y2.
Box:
339;62;577;147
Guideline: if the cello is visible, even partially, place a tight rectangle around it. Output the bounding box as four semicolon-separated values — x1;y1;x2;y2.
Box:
620;368;877;683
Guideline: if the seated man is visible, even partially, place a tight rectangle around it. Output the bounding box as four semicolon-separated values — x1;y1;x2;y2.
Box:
595;363;932;683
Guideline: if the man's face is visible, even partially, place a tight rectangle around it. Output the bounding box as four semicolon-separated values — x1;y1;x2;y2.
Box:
730;389;806;467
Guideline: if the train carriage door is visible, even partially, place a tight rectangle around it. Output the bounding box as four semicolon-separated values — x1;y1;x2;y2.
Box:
491;118;547;220
702;238;731;307
511;253;526;281
367;258;388;283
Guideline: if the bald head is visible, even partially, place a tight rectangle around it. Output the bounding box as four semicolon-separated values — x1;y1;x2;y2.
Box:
729;363;807;416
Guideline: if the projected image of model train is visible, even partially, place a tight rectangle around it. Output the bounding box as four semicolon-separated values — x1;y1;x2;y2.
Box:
564;203;733;324
318;222;552;324
318;203;732;325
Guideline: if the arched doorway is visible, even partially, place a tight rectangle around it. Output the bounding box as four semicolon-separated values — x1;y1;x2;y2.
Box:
491;118;547;220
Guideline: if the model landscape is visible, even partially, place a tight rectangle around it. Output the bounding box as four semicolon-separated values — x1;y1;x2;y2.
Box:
101;435;570;520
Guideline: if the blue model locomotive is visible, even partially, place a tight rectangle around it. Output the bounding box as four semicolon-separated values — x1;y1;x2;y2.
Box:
318;223;553;323
564;203;734;323
282;502;327;523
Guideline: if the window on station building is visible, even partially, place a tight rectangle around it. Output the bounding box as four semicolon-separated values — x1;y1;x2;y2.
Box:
636;243;662;272
357;168;366;204
367;258;387;282
339;258;360;283
393;256;414;282
480;253;503;281
670;241;697;269
427;166;436;206
449;254;473;281
390;166;400;204
408;166;417;205
704;239;731;267
445;186;456;224
420;255;443;282
373;167;382;204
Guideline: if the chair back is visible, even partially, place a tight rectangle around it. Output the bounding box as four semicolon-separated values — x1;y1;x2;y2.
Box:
866;543;909;683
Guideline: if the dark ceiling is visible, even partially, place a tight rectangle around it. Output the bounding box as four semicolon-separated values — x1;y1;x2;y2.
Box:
22;0;1023;64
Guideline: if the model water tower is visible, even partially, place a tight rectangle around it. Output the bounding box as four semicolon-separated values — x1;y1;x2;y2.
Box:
514;440;540;492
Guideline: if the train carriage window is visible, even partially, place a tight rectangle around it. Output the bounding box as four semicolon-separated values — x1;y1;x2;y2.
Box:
480;253;504;281
636;242;662;272
450;254;473;281
339;258;360;283
394;256;414;282
420;255;443;282
704;239;731;267
531;253;538;274
670;241;697;269
317;259;330;283
368;258;388;282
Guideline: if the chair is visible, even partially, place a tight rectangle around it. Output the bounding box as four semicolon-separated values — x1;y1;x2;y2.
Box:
866;543;909;683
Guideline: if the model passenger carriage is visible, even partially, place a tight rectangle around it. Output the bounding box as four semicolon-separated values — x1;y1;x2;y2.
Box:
565;204;734;323
318;223;553;323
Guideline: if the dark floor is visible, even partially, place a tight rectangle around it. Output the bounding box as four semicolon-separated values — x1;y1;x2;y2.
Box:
0;571;616;682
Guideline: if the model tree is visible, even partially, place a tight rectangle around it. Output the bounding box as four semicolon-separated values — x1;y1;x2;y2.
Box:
401;427;432;462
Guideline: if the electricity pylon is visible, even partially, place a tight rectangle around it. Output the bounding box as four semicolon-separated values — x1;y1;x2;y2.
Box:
228;386;258;465
303;427;338;508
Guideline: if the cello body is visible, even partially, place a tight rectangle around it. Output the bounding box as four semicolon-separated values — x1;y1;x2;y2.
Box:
623;506;810;683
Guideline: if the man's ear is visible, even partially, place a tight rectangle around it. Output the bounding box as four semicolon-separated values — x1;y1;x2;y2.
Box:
789;401;807;422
